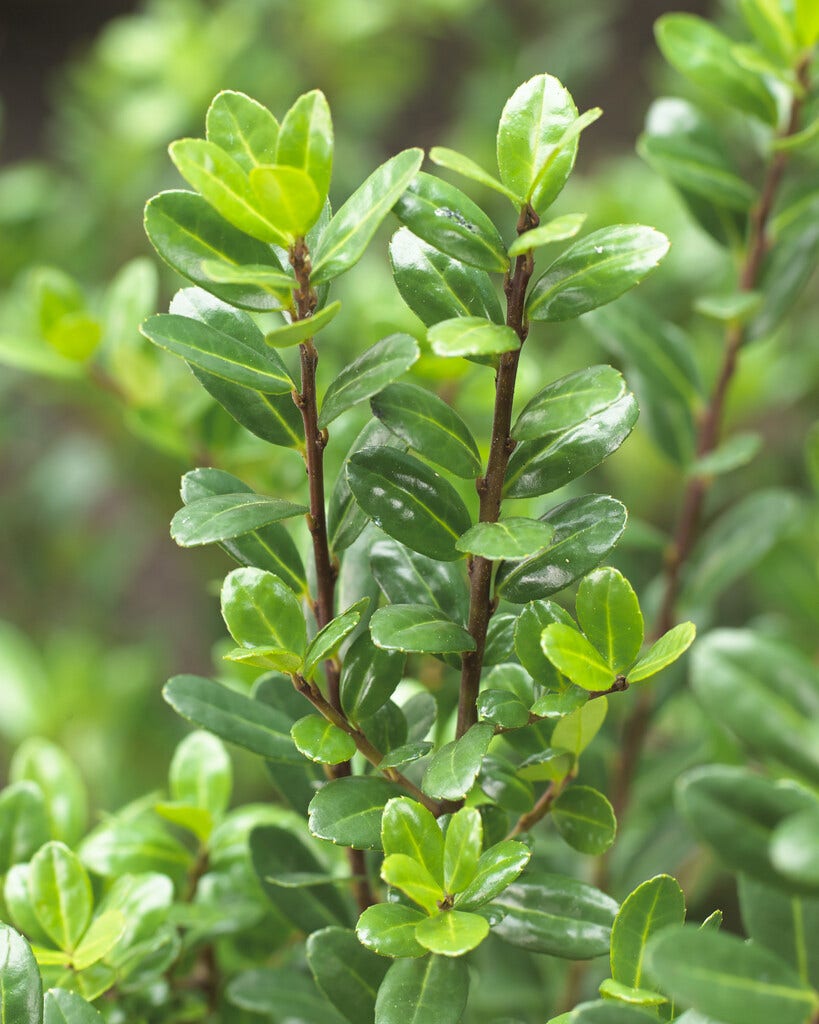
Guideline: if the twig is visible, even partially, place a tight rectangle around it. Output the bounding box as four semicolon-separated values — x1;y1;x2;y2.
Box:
505;775;570;839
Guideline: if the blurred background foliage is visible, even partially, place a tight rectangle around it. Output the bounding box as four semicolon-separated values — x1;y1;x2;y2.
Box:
0;0;816;930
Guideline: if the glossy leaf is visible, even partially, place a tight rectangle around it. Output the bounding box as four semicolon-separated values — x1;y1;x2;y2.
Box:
393;172;508;272
381;854;445;914
144;190;290;311
477;689;530;728
291;716;357;765
455;840;531;910
380;742;433;770
628;621;695;682
512;365;626;441
610;874;686;989
348;447;471;562
339;633;405;723
319;333;419;428
597;980;667;1008
171;492;307;546
655;14;778;124
422;723;494;801
199;258;296;290
0;925;42;1024
457;519;553;561
163;675;300;762
249;164;322;237
370;538;468;624
738;0;796;62
390;228;504;327
71;910;126;971
356;903;427;959
508;214;586;256
0;784;50;876
374;956;469;1024
428;316;519;359
302;600;367;680
493;874;618;959
43;989;104;1024
308;777;403;851
306;927;390;1024
382;797;444;883
428;146;519;202
503;393;639;498
646;925;818;1024
526;226;669;322
30;842;92;952
551;697;608;758
311;149;424;284
415;912;489;956
221;567;306;672
576;568;643;674
264;300;341;348
444;808;483;894
371;382;481;479
371;605;475;655
276;89;333;201
205;90;279;172
553;785;616;855
541;624;614;692
514;599;574;684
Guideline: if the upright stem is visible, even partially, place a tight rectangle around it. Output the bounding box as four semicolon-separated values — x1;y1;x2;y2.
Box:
456;206;538;737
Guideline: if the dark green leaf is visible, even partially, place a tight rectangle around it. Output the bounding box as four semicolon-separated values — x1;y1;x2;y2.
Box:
553;786;616;854
205;90;279;172
319;334;419;428
221;567;307;672
477;689;530;729
307;927;390;1024
374;956;469;1024
646;925;817;1024
379;741;433;769
526;227;669;322
339;633;405;724
514;599;574;685
171;492;307;546
371;538;468;625
308;777;403;851
610;874;686;989
512;366;627;441
356;903;427;959
371;382;481;480
738;875;819;988
576;568;643;674
415;911;489;955
390;228;504;327
228;967;348;1024
370;605;476;655
303;600;368;679
422;724;494;801
393;173;508;272
163;674;300;762
493;874;618;959
348;447;471;562
291;716;357;765
0;925;42;1024
771;810;819;890
457;519;554;561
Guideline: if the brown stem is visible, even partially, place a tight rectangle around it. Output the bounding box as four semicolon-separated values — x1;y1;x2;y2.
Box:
505;775;570;839
456;205;538;738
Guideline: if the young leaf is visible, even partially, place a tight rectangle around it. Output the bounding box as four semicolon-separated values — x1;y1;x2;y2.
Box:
512;365;626;441
0;925;42;1024
427;316;520;359
456;518;554;560
291;716;357;765
597;980;667;1008
30;842;92;953
319;333;420;428
370;605;476;655
311;149;424;284
514;599;575;684
610;874;686;989
390;228;504;327
308;777;403;851
429;146;520;203
551;697;608;758
571;1003;660;1023
302;600;368;680
169;730;232;818
541;624;614;691
552;785;616;855
205;90;279;171
276;89;334;201
248;164;322;237
44;989;105;1023
382;797;445;885
357;903;427;959
629;622;695;683
444;808;483;894
221;567;307;672
371;382;482;480
526;226;669;322
422;723;494;801
454;840;531;910
347;447;471;562
264;300;341;348
70;910;126;971
576;568;644;674
393;172;508;272
171;493;308;546
306;927;390;1024
382;854;446;914
9;740;87;848
415;911;490;956
507;213;587;256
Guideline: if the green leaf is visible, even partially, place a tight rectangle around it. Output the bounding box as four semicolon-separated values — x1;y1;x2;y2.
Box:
738;0;796;62
339;633;404;724
380;742;434;770
512;365;627;441
264;300;341;348
389;228;504;327
571;1003;660;1023
444;808;483;893
529;690;587;720
221;567;307;673
598;980;667;1008
370;605;476;655
205;90;279;172
30;842;92;952
738;875;819;988
308;777;403;851
200;259;296;290
9;741;86;849
348;447;471;562
493;874;618;959
228;967;348;1024
171;493;307;546
576;568;643;674
79;817;192;882
496;74;579;212
427;316;519;359
514;599;574;684
771;810;819;890
303;600;368;680
0;925;42;1024
415;911;490;956
553;785;616;855
382;854;445;914
43;989;104;1023
371;382;481;479
497;495;628;604
291;717;357;765
277;89;333;202
752;194;819;338
795;0;819;45
71;910;126;971
610;874;686;989
551;697;608;758
169;139;287;244
541;624;614;691
457;518;554;561
428;146;519;203
503;393;639;498
382;797;445;886
393;173;508;272
169;730;232;818
627;622;697;683
646;925;818;1024
4;865;50;945
163;675;300;762
375;956;469;1024
422;724;494;801
356;903;427;959
319;333;419;428
477;689;530;729
144;190;290;311
690;432;761;476
311;149;423;284
140;312;293;393
249;164;322;237
454;840;531;910
655;14;779;124
507;214;587;256
370;538;468;625
526;226;669;322
306;927;390;1024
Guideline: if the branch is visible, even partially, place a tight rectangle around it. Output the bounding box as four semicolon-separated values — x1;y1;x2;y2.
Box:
505;775;570;839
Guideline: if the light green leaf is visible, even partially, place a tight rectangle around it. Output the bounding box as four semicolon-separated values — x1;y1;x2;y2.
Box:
205;90;279;171
551;697;608;757
415;911;490;956
610;874;686;989
508;214;587;256
422;724;494;801
541;624;614;691
444;808;483;894
9;740;87;848
738;875;819;988
429;146;520;203
171;493;307;546
427;316;519;359
576;567;644;674
771;810;819;890
277;89;333;201
169;730;232;818
319;333;419;428
370;605;476;656
382;854;445;914
248;164;322;237
570;1002;660;1022
382;798;445;886
374;956;469;1024
291;716;357;765
455;840;531;910
43;989;104;1023
457;519;553;560
221;567;307;673
303;600;368;680
200;259;296;291
30;842;92;953
264;300;341;348
71;910;126;971
629;622;695;683
553;785;616;855
598;979;667;1007
356;903;427;959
